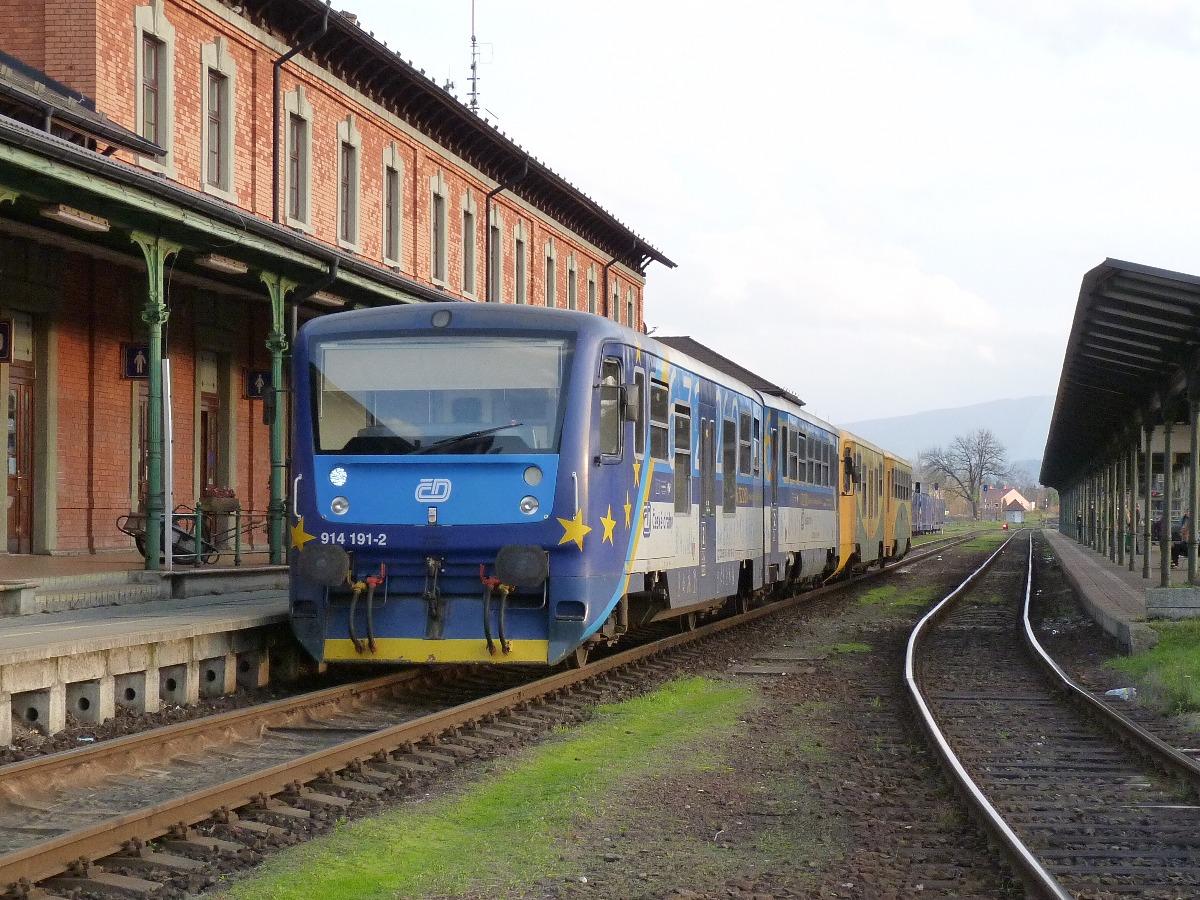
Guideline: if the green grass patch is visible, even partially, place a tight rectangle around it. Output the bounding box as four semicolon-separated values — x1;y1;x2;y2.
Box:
1108;620;1200;715
856;583;938;609
958;532;1010;551
220;676;753;900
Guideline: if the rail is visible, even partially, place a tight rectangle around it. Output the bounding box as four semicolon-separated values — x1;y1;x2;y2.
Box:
903;531;1073;900
0;528;981;891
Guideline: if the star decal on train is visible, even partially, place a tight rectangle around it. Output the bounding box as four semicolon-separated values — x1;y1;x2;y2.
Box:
600;505;617;544
290;516;316;552
633;460;641;483
624;491;633;529
556;509;592;551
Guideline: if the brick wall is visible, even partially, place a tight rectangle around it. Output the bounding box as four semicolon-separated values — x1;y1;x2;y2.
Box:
47;253;277;553
0;0;646;306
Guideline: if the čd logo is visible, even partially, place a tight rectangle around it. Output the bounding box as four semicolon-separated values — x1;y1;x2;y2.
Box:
415;478;453;503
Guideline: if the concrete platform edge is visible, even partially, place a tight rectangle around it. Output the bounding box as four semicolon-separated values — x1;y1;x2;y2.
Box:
1044;530;1159;654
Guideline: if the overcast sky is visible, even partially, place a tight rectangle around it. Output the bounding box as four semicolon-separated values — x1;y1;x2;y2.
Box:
351;1;1200;423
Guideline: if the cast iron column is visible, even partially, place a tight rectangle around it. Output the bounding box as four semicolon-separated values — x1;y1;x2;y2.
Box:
261;272;297;566
1162;415;1173;588
131;233;181;572
1190;371;1200;584
1117;454;1125;567
1144;423;1153;580
1129;441;1138;572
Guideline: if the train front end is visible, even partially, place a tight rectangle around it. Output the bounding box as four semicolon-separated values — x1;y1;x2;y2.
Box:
288;304;607;666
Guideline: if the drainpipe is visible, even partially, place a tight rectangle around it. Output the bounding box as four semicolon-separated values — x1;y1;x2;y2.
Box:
602;239;638;323
273;2;331;224
483;158;529;302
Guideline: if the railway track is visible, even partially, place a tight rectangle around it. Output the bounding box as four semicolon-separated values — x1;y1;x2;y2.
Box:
0;531;975;898
907;530;1200;899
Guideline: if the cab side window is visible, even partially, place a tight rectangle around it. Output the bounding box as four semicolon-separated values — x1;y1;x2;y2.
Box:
599;357;622;458
633;369;646;458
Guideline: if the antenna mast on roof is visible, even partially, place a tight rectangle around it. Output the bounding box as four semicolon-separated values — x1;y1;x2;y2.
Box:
468;0;481;113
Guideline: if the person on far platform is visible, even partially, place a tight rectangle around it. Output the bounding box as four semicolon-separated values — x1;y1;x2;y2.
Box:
1172;514;1190;569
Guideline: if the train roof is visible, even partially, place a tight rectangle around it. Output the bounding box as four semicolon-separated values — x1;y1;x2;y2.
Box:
301;304;773;403
300;305;853;439
655;336;803;407
839;429;913;467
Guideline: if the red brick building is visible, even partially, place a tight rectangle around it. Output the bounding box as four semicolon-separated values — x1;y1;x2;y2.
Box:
0;0;672;564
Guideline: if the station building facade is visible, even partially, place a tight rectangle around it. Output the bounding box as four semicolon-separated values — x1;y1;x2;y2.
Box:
0;0;672;564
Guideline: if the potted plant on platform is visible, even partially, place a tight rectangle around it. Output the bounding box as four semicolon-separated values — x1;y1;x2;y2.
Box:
198;486;239;514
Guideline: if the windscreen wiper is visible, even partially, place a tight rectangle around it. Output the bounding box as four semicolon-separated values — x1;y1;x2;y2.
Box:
413;423;524;454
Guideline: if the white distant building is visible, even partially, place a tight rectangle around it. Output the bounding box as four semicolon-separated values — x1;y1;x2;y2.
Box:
988;487;1034;512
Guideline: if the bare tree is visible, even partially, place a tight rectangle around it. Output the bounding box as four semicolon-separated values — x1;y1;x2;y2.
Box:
920;429;1011;520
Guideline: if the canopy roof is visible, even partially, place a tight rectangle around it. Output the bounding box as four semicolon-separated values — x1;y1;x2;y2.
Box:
1041;258;1200;487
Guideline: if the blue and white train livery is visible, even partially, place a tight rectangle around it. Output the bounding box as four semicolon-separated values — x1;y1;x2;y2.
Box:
287;303;907;667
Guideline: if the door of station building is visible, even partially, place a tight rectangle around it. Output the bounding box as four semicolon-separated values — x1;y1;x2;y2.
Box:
7;365;34;554
199;392;220;493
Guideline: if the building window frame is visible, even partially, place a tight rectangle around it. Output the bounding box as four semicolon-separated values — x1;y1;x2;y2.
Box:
514;220;528;305
626;287;635;332
487;205;503;302
587;266;597;314
336;115;362;251
429;170;448;286
200;38;236;201
567;254;578;311
611;279;620;324
134;0;176;176
381;142;403;268
283;86;313;232
461;189;478;298
544;239;557;307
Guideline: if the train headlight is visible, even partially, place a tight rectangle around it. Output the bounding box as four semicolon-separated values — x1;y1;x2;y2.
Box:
330;496;350;516
329;466;348;487
523;466;542;486
519;495;539;515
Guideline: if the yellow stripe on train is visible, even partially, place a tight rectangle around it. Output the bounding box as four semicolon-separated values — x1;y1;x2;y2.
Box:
323;638;549;664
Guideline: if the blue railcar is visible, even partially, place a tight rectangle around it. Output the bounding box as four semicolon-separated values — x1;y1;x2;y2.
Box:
288;303;846;667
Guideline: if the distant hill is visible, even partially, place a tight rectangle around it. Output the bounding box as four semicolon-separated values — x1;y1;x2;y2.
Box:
844;396;1053;478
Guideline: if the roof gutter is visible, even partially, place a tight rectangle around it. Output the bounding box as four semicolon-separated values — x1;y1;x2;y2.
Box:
273;1;331;224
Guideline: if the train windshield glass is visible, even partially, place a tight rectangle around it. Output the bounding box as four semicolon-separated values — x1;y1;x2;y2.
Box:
311;335;574;455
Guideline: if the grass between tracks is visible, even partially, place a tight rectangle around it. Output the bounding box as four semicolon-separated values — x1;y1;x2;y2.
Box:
1108;620;1200;714
221;676;754;900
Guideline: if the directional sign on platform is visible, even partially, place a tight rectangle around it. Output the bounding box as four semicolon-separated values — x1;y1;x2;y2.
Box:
245;369;272;400
121;343;150;379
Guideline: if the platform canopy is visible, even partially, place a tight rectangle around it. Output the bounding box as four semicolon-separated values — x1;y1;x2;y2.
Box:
1042;258;1200;488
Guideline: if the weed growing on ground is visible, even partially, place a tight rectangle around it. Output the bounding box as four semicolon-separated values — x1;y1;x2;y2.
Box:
221;676;752;900
812;641;872;656
856;583;937;609
1108;620;1200;714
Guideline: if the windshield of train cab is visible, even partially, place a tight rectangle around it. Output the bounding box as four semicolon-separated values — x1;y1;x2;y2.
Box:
309;334;575;455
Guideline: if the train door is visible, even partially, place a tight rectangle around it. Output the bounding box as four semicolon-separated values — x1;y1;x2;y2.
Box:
6;364;34;554
769;420;779;552
699;416;715;579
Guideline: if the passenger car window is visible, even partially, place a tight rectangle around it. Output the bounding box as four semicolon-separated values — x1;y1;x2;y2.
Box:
649;378;669;460
674;403;692;514
633;369;646;458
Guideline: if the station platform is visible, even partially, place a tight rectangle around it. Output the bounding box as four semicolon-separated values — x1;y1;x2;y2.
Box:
0;553;285;617
0;589;292;745
1043;529;1164;654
